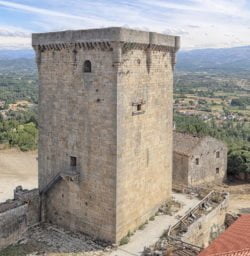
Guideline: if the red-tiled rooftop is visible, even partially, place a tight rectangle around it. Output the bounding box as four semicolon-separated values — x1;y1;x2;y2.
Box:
199;215;250;256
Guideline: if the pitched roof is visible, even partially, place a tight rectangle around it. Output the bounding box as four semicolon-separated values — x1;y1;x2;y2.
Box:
173;132;203;156
199;215;250;256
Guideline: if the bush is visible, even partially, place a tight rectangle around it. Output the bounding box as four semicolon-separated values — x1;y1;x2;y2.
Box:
119;236;130;245
228;150;250;175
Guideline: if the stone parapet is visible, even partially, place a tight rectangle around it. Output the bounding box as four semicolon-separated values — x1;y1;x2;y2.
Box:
32;27;180;52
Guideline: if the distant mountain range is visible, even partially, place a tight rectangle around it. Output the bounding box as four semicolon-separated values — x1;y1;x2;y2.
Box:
0;46;250;73
176;46;250;73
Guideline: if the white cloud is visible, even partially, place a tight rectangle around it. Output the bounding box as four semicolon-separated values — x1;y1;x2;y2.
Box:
0;0;250;49
0;25;31;48
0;25;30;37
0;0;108;24
163;28;189;36
0;36;31;49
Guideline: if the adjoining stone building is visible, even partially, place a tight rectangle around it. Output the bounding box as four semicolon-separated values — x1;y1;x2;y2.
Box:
173;132;227;187
32;27;180;243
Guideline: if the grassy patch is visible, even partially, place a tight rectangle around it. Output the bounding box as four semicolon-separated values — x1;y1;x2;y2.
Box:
0;244;31;256
119;236;130;246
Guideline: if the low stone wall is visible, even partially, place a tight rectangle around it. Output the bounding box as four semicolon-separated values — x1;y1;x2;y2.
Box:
0;187;40;250
236;172;250;182
142;191;229;256
14;186;40;226
182;194;229;247
0;203;28;249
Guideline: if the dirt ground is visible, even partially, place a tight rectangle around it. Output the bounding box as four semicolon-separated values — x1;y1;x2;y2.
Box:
213;182;250;214
0;224;110;256
0;148;38;202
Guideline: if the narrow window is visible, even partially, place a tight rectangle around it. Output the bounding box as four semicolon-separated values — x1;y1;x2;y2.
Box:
216;151;220;158
195;158;199;165
83;60;91;73
70;156;77;167
216;168;220;174
137;104;142;111
132;101;145;116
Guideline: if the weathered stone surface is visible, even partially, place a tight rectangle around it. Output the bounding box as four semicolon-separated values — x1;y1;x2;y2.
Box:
0;187;40;249
32;27;179;243
173;132;228;187
181;193;229;247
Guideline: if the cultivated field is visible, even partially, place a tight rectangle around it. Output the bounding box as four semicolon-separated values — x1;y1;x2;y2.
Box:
0;148;38;202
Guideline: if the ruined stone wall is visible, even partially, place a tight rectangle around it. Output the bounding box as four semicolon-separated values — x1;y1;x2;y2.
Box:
37;46;117;242
0;203;27;249
182;194;229;247
188;138;227;186
116;48;174;240
14;187;40;226
236;172;250;182
173;152;189;187
0;188;39;250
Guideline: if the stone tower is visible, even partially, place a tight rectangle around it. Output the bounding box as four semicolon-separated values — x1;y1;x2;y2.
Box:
32;27;180;243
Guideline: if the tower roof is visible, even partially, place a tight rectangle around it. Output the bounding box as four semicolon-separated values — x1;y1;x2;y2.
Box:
32;27;180;50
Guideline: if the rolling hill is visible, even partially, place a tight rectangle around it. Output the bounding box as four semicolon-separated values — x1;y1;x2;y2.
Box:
176;46;250;73
0;46;250;74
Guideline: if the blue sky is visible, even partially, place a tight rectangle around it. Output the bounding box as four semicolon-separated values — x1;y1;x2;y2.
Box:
0;0;250;50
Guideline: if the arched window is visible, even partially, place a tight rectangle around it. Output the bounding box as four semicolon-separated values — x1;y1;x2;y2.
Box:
83;60;91;73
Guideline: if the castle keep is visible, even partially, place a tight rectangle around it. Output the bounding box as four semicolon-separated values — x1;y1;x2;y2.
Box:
32;27;180;243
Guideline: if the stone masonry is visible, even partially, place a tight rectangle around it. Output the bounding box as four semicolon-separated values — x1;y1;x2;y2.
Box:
32;27;180;243
173;132;228;187
0;187;40;249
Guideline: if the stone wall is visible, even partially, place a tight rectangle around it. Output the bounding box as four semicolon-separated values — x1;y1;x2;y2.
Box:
37;45;117;242
116;48;174;240
236;172;250;182
173;152;189;187
182;194;229;247
0;187;40;250
33;27;179;243
173;136;227;187
189;137;227;186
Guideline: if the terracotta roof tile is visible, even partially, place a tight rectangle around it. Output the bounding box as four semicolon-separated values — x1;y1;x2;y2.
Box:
199;215;250;256
210;248;250;256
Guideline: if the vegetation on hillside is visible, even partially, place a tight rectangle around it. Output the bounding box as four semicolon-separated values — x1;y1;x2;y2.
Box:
0;74;38;105
174;113;250;176
0;108;38;151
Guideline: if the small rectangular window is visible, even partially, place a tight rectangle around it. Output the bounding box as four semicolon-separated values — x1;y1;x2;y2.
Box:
195;158;199;165
132;101;145;116
70;156;77;167
216;151;220;158
137;104;142;111
216;168;220;174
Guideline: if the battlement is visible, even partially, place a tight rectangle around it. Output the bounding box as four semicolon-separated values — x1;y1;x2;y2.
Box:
32;27;180;50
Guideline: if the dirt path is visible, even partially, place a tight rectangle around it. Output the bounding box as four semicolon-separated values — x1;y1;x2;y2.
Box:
229;194;250;214
111;193;200;256
0;148;38;202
